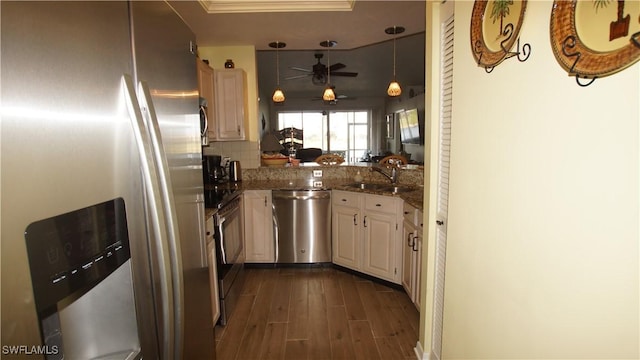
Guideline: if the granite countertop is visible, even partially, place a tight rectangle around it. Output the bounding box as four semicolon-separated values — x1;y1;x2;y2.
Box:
226;179;424;211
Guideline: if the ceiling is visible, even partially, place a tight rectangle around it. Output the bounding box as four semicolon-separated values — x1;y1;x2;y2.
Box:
169;1;426;101
169;1;426;50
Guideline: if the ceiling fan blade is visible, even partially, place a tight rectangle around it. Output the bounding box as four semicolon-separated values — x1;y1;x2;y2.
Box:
285;74;311;80
290;67;312;72
330;71;358;77
329;63;346;71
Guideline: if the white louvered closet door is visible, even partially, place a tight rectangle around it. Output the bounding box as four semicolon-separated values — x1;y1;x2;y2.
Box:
432;5;454;360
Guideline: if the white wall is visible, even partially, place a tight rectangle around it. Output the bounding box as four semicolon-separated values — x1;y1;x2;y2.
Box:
431;1;639;359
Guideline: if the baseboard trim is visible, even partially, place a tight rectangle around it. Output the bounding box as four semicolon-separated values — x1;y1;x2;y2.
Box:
414;341;434;360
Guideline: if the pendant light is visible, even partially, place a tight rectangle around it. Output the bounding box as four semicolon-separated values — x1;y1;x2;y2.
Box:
320;40;337;102
385;26;405;97
269;41;286;103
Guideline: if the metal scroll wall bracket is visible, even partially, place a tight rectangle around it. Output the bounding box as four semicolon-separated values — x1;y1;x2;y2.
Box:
562;35;597;87
562;32;640;87
475;22;532;73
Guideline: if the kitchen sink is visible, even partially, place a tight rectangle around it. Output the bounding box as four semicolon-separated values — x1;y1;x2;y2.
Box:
385;185;415;194
346;183;415;194
347;183;390;191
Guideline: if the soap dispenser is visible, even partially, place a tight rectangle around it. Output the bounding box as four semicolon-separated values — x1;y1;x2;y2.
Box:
354;170;363;183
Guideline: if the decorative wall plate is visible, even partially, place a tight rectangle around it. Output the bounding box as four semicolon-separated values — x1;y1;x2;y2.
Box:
471;0;529;70
550;0;640;86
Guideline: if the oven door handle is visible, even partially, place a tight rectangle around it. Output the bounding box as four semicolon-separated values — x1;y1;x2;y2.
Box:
216;215;228;264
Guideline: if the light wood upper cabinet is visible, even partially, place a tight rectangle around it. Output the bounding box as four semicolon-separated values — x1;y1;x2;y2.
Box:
196;59;216;140
214;68;247;141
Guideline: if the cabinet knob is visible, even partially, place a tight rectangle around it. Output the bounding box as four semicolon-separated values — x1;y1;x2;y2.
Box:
436;220;444;226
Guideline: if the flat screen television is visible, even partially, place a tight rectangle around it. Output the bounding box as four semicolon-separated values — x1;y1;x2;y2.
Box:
398;108;424;145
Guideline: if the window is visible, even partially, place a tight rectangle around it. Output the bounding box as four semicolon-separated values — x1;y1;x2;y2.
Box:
278;110;370;162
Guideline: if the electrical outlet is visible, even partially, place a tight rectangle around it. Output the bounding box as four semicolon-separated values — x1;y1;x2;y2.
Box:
313;181;323;187
313;170;323;177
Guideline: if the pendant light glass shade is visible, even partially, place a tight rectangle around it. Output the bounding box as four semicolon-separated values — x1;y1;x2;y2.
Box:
272;88;285;102
385;26;404;97
387;81;402;96
322;87;336;101
269;41;286;103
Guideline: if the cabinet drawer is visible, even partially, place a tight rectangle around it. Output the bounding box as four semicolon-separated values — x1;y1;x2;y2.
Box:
403;202;418;225
364;194;397;213
332;190;360;207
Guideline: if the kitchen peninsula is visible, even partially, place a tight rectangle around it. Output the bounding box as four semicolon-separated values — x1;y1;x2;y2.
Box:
204;163;425;316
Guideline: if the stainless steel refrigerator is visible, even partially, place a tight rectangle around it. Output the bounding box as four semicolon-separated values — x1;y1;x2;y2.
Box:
1;2;215;359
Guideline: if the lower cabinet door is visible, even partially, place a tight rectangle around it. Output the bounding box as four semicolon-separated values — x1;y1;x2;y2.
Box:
243;190;274;262
332;205;361;269
413;234;422;309
402;219;416;296
362;211;397;282
206;216;220;324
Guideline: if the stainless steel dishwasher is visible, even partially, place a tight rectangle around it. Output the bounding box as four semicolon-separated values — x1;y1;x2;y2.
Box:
272;190;332;263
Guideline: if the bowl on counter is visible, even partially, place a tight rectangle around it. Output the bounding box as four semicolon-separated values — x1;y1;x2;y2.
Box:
261;157;289;167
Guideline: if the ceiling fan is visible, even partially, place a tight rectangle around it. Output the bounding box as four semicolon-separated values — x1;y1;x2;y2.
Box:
286;53;358;85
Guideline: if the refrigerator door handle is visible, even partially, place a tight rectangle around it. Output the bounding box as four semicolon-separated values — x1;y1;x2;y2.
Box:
122;74;176;360
136;80;185;360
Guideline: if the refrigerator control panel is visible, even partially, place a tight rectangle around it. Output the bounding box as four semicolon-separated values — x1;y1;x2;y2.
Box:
24;198;131;312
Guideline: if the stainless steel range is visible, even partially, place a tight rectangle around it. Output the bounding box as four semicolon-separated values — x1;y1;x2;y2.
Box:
206;187;245;325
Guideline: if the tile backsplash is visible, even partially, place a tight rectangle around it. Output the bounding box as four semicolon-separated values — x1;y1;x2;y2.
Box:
203;140;261;168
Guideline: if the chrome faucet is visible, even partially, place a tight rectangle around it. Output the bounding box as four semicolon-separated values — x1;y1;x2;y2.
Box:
370;166;399;184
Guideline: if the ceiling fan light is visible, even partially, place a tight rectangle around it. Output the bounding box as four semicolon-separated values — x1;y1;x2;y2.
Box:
387;81;402;97
322;86;336;101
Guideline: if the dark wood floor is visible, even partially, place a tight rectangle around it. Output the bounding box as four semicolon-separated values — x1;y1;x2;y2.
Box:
214;266;420;360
